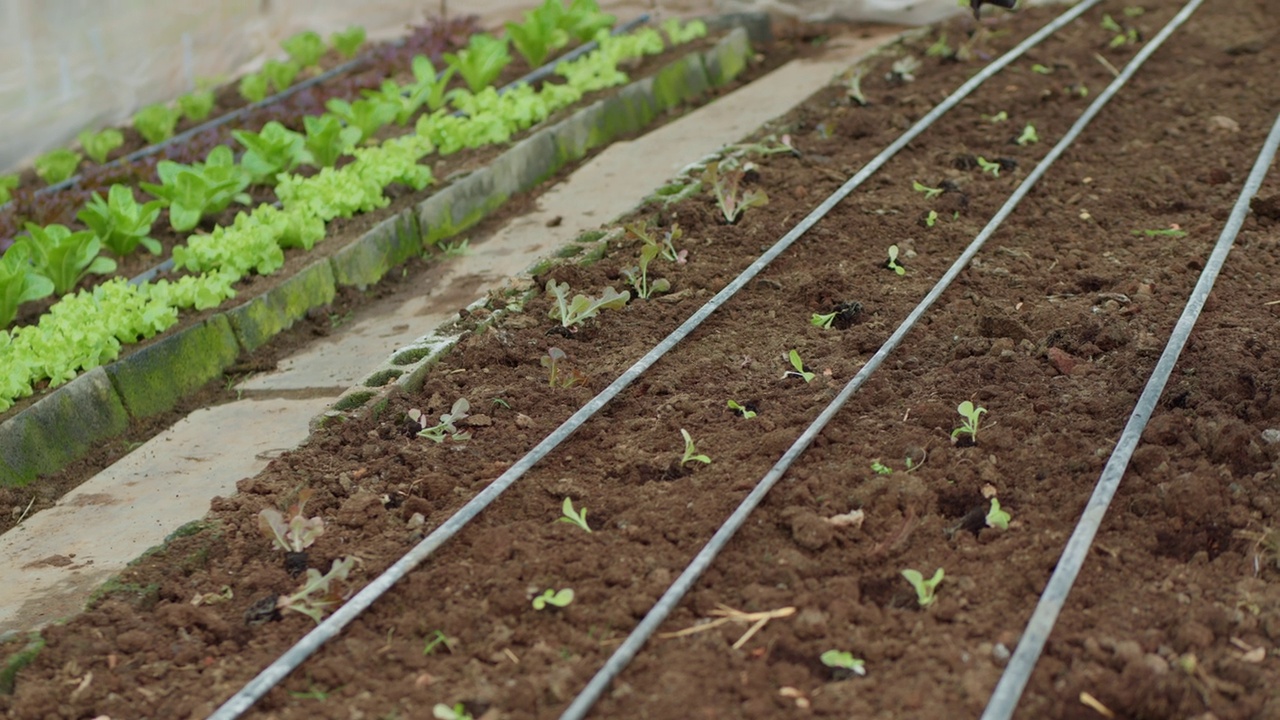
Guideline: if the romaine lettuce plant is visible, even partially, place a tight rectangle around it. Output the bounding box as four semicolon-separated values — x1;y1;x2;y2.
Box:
325;97;398;145
283;30;326;68
545;279;629;328
18;223;117;296
233;121;309;184
302;114;362;168
506;4;570;68
177;89;216;122
239;72;270;103
443;34;512;93
140;146;251;231
0;175;17;205
77;185;164;256
262;59;301;93
34;149;83;184
330;26;366;58
0;245;55;328
77;128;124;164
133;103;183;145
561;0;616;41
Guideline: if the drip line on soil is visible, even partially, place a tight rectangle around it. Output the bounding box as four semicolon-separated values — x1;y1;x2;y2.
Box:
558;2;1205;716
124;15;653;288
982;42;1277;720
205;3;1103;718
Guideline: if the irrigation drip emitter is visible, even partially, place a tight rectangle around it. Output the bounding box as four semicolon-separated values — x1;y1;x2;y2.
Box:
206;1;1104;717
125;15;653;288
559;0;1206;715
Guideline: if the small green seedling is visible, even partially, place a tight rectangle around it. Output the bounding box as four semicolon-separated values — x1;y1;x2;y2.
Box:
680;429;711;466
1017;124;1039;146
409;399;472;443
422;630;453;655
885;245;905;276
727;400;757;419
622;243;671;299
1132;227;1187;238
545;279;630;329
986;498;1011;530
532;588;575;610
811;312;837;329
541;347;583;388
820;650;868;677
786;349;815;383
951;400;987;444
901;567;944;607
258;488;324;553
1030;63;1052;75
925;210;938;228
1100;14;1139;47
846;68;868;106
277;556;357;622
557;497;591;533
912;180;943;200
976;156;1001;176
871;461;893;475
982;110;1009;123
890;55;920;83
433;703;474;720
925;33;952;58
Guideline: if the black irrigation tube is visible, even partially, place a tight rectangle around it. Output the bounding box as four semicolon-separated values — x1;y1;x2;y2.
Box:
560;0;1203;715
205;2;1104;717
124;14;653;287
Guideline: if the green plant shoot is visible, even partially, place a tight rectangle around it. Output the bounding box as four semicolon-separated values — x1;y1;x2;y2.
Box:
727;400;756;419
557;497;591;533
78;129;124;164
976;156;1001;176
545;280;629;328
77;185;164;256
901;567;944;607
177;90;216;122
34;149;83;185
18;223;117;295
925;210;939;228
1017;124;1039;146
811;312;836;329
820;650;867;676
871;461;892;475
433;703;474;720
239;72;269;103
133;104;182;145
912;180;943;200
282;30;325;68
986;498;1011;530
330;26;367;58
787;349;815;383
0;175;17;205
532;588;574;610
409;398;472;443
680;429;711;466
951;400;987;443
886;245;906;276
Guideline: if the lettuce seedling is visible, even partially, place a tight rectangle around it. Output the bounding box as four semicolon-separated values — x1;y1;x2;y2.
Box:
727;400;756;419
680;428;711;467
258;488;325;553
561;0;616;42
532;588;574;610
409;398;473;443
786;349;815;383
871;461;892;475
78;128;124;164
846;68;868;106
811;312;836;329
925;209;939;228
330;26;366;58
0;175;17;205
506;4;570;68
926;32;952;58
986;498;1011;530
901;567;944;607
1100;14;1139;47
0;244;55;328
557;497;591;533
976;156;1001;177
433;703;474;720
703;161;768;224
18;223;117;295
626;221;687;264
820;650;867;677
885;245;905;276
545;279;629;329
325;97;398;145
302;114;362;168
662;17;709;44
444;34;512;93
239;72;270;103
277;556;356;623
77;185;164;256
133;103;182;145
912;180;943;200
540;346;584;388
262;59;301;93
34;149;82;184
141;146;251;231
622;244;670;300
951;400;987;444
282;30;325;68
233;121;309;184
177;90;216;122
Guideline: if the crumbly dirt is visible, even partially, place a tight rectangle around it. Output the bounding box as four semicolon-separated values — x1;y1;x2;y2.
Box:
4;1;1280;718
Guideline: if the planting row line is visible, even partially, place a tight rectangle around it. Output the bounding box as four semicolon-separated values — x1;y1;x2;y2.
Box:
204;1;1118;716
0;18;711;412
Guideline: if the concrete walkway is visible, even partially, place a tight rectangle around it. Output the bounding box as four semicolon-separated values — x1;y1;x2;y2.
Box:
0;30;899;636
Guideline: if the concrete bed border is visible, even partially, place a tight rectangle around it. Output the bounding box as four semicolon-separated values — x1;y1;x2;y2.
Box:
0;24;758;486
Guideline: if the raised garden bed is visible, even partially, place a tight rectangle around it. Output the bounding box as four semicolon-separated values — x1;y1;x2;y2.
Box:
4;0;1280;718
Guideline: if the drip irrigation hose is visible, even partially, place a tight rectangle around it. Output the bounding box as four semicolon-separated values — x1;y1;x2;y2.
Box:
205;2;1102;717
559;1;1200;716
982;43;1278;720
125;15;653;288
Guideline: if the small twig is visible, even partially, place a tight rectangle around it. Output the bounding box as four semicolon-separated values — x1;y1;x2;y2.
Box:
660;605;796;650
1093;53;1120;77
15;496;36;526
869;505;918;558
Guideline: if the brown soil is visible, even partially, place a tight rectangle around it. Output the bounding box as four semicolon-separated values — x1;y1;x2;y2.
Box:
4;1;1280;719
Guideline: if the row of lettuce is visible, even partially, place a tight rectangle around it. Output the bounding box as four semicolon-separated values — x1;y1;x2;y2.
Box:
0;18;709;412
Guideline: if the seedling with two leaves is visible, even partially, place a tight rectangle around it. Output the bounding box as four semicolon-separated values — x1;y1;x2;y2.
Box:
820;649;867;678
680;429;711;467
533;588;575;610
703;161;768;224
622;243;671;299
912;181;943;200
727;400;757;419
546;279;629;329
986;497;1012;530
434;703;474;720
901;567;944;607
785;349;815;383
258;488;325;554
409;398;473;443
627;221;687;264
277;556;356;623
557;497;591;533
885;245;906;276
951;400;987;445
541;347;585;388
1016;124;1039;146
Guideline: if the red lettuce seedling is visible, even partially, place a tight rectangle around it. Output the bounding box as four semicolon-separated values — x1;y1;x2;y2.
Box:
545;280;629;328
703;161;768;224
443;34;512;94
277;556;356;623
409;398;473;443
258;488;325;553
541;347;585;388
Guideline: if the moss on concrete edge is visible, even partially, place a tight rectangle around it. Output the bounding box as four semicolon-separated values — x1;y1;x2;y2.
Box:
106;316;240;420
227;261;337;353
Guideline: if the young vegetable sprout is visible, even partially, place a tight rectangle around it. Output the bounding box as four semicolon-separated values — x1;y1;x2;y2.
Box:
727;400;757;419
433;703;474;720
886;245;905;276
870;461;893;475
557;497;591;533
986;498;1011;530
912;180;944;200
680;429;711;466
532;588;575;610
925;210;938;228
976;156;1001;176
901;567;944;607
951;401;987;444
1017;123;1039;146
786;349;815;383
811;312;837;329
820;649;868;677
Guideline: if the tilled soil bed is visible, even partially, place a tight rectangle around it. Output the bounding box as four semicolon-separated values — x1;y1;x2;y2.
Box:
5;1;1280;718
